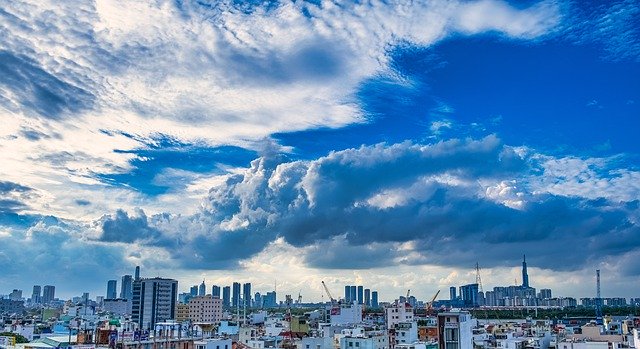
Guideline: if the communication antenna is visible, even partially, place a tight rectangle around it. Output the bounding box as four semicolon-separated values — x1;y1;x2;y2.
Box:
475;262;484;293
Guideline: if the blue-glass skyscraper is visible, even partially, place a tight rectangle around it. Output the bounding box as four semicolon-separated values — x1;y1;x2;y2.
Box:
522;255;530;288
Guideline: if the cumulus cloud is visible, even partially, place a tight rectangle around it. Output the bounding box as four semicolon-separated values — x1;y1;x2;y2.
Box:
90;136;640;276
0;0;561;220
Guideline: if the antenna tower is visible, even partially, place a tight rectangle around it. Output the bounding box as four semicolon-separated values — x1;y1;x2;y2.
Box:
475;262;484;293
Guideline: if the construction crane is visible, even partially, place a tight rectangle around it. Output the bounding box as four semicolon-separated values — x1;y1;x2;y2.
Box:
425;290;440;315
321;281;336;304
297;290;303;304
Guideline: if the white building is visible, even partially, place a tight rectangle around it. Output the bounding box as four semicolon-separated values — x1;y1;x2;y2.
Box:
386;302;414;330
437;311;474;349
394;322;419;346
339;329;389;349
195;338;232;349
331;303;364;326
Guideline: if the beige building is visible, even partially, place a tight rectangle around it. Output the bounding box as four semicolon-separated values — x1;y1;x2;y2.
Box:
176;303;190;322
189;295;223;323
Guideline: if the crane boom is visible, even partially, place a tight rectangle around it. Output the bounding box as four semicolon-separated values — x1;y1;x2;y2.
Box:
321;281;335;303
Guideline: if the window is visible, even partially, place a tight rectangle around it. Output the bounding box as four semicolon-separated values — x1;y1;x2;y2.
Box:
355;343;359;347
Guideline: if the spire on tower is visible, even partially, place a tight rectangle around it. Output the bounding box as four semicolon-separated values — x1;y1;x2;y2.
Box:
521;254;530;288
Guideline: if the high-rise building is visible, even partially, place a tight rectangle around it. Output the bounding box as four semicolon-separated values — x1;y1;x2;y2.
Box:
212;285;221;298
32;285;41;304
522;255;529;288
350;286;357;304
9;289;22;301
364;289;371;307
131;277;178;330
538;289;552;299
121;275;133;301
222;286;231;307
254;292;262;308
460;284;479;307
264;291;277;308
232;282;241;307
371;291;379;308
135;266;140;280
107;280;117;299
43;285;55;304
357;286;364;304
450;286;457;300
243;283;252;307
190;285;198;296
344;286;351;303
199;281;206;296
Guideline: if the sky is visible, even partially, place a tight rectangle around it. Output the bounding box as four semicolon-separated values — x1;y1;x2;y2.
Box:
0;0;639;302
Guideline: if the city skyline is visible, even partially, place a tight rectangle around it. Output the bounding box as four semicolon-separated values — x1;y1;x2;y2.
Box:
0;0;639;300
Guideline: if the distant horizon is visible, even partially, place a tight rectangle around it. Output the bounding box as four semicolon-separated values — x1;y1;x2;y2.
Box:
1;0;638;302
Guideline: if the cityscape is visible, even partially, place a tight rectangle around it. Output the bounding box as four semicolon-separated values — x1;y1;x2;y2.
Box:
1;1;639;349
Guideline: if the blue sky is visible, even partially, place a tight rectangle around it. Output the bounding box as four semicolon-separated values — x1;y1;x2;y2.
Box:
0;0;639;301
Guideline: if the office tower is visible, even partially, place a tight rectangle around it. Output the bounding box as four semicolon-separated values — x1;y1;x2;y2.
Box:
199;280;206;296
364;289;371;307
222;286;231;307
83;292;90;304
107;280;117;299
243;283;252;307
371;291;379;308
539;289;552;299
357;286;364;304
345;286;351;303
232;282;241;307
32;285;41;304
254;292;262;308
43;285;55;304
212;285;221;298
135;266;140;280
522;255;529;288
350;286;357;304
264;291;277;308
450;286;457;300
121;275;133;300
132;277;178;329
460;284;479;307
190;285;198;296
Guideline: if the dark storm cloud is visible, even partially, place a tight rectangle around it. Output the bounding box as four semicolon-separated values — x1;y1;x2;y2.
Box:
99;209;164;244
98;136;640;273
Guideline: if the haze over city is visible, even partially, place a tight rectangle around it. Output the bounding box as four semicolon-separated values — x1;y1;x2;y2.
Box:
1;0;639;302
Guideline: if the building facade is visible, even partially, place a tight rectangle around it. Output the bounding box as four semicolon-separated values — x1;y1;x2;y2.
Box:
132;277;178;330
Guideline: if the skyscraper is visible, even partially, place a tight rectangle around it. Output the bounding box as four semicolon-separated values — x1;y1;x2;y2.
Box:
212;285;221;298
344;286;351;303
450;286;457;300
357;286;364;304
243;283;252;307
131;277;178;329
522;255;530;288
121;275;133;300
222;286;231;307
190;285;198;296
107;280;117;299
364;289;371;307
232;282;241;307
199;280;206;296
371;291;379;308
134;266;140;280
350;286;357;304
43;285;55;304
32;285;41;304
460;283;479;307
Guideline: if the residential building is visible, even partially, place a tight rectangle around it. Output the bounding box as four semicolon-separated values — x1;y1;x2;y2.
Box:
437;311;473;349
103;298;130;315
222;286;231;307
212;285;221;298
243;283;252;307
372;291;379;308
121;275;133;301
188;295;222;323
132;277;178;330
364;289;371;307
386;301;414;330
32;285;41;304
232;282;241;308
